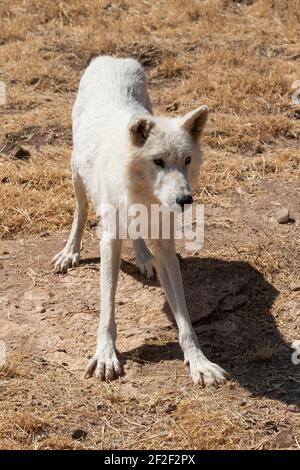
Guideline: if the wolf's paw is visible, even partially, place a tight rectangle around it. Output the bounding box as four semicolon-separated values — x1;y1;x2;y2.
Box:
85;346;121;381
51;249;80;273
185;351;228;387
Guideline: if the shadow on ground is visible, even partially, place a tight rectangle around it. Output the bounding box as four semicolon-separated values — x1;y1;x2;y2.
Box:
82;254;300;405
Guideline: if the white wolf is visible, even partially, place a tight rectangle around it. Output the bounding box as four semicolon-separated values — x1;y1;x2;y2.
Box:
52;56;227;387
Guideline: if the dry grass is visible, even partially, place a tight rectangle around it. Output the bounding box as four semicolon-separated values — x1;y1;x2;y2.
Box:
247;342;277;362
1;0;299;238
0;0;300;451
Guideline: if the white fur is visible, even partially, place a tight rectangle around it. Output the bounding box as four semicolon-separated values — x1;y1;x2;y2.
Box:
52;56;227;386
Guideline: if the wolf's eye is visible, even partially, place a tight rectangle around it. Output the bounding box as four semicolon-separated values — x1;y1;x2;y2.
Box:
185;157;191;165
153;158;165;168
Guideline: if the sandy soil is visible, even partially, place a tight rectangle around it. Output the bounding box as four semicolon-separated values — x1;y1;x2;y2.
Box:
1;177;300;449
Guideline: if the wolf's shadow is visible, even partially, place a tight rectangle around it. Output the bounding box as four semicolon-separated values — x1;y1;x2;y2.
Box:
117;255;300;405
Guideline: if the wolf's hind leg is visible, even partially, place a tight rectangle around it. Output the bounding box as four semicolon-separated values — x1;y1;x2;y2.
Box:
132;238;155;278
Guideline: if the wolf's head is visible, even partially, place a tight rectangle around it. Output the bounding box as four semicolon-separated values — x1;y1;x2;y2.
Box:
127;106;209;210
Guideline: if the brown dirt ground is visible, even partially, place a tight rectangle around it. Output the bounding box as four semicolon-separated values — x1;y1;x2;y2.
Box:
0;0;300;450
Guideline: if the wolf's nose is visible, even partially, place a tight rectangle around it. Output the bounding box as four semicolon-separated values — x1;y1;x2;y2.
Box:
176;194;193;209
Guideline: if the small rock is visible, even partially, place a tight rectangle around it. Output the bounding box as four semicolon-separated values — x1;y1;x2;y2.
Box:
36;305;46;314
290;281;300;292
273;429;294;449
71;428;87;440
287;403;300;413
239;400;247;407
276;208;290;224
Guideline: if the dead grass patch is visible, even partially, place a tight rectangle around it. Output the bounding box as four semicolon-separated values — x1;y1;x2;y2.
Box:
173;399;244;449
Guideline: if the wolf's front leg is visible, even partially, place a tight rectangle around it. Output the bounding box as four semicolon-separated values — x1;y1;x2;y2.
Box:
86;234;122;381
152;239;227;387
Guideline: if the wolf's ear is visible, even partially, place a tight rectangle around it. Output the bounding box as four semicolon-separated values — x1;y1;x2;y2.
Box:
180;105;209;141
129;115;155;147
